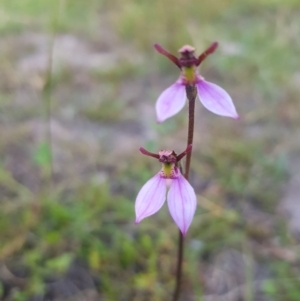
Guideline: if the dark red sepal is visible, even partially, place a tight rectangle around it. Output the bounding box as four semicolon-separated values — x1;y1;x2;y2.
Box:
139;147;160;159
176;144;192;162
154;43;181;69
197;42;218;66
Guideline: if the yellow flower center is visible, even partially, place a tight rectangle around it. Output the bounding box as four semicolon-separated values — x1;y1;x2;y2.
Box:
182;66;196;84
161;163;176;179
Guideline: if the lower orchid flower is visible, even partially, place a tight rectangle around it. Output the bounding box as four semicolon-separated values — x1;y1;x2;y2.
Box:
135;145;197;235
154;43;239;123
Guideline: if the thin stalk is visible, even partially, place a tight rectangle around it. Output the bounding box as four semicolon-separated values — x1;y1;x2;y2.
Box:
184;85;197;181
43;36;55;183
172;84;197;301
173;231;184;301
43;0;64;186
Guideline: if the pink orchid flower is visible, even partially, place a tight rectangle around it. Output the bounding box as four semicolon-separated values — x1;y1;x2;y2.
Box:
154;43;239;123
135;145;197;235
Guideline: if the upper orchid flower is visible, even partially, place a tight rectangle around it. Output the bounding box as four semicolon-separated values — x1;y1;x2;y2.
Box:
154;42;239;123
135;145;197;235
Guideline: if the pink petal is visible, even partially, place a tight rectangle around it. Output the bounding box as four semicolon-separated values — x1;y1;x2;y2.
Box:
196;80;239;119
135;173;166;224
167;175;197;235
156;82;186;123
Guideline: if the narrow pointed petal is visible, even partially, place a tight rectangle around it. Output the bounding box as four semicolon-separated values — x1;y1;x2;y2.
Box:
156;82;186;123
154;43;181;69
135;173;166;224
167;175;197;235
196;80;239;119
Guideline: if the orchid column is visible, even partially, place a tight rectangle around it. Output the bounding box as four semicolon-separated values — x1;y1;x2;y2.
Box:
135;42;238;300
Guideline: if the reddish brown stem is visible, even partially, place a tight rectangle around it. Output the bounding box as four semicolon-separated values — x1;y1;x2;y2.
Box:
172;85;196;301
184;85;196;180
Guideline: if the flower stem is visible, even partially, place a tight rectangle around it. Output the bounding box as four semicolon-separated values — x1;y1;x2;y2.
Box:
184;85;197;181
42;0;63;189
172;84;196;301
173;230;184;301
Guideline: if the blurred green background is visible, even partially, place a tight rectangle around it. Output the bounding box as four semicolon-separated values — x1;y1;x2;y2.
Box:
0;0;300;300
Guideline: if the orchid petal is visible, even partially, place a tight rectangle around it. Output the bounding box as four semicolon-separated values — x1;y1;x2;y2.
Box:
135;173;166;224
156;82;186;123
167;175;197;235
196;80;239;119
